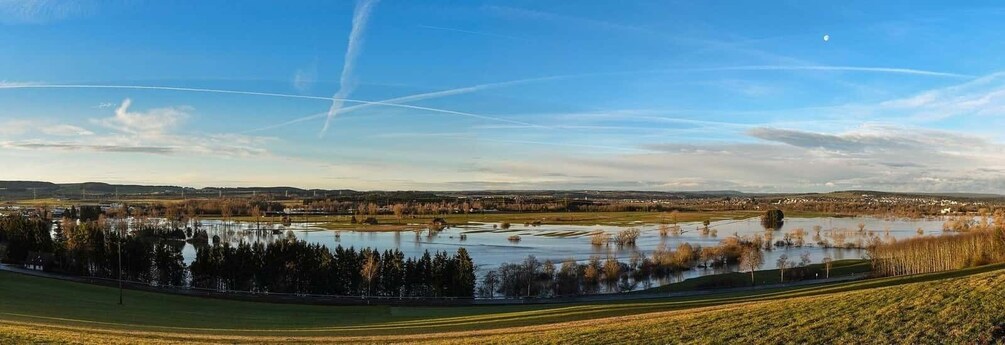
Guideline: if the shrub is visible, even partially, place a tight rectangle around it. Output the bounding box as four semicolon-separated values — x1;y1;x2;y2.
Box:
614;228;640;246
590;232;609;246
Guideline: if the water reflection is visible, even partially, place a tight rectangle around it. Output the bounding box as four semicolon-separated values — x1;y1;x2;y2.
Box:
176;216;949;290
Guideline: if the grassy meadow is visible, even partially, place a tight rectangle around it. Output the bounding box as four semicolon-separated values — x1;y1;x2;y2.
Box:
1;263;1003;344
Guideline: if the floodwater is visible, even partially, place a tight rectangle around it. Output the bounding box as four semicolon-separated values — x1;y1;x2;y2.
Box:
180;216;950;287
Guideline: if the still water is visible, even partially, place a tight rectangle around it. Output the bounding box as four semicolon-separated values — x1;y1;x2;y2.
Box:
180;216;948;286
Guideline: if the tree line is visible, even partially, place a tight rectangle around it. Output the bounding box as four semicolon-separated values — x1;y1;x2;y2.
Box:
480;237;758;298
870;212;1005;277
0;215;475;298
870;229;1005;276
189;239;475;297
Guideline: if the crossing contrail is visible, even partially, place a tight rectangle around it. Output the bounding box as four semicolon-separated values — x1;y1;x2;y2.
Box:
246;75;564;133
322;0;380;137
2;64;965;134
0;83;546;128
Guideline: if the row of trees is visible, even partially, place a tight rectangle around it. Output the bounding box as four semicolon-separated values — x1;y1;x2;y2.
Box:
0;215;53;263
190;241;475;297
0;215;188;287
481;237;757;297
870;230;1005;276
0;215;476;298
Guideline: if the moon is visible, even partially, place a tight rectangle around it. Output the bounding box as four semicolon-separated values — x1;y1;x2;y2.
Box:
823;34;830;42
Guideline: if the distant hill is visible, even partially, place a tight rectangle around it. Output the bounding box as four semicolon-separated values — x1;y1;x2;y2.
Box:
1;180;1002;202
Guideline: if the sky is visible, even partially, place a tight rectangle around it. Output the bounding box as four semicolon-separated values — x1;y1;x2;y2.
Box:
2;0;1005;192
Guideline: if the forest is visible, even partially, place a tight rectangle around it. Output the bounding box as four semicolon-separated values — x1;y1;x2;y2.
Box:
0;215;476;298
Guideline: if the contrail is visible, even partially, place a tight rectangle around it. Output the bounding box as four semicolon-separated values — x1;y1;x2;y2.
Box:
695;65;975;79
247;75;565;133
417;24;527;41
2;64;965;133
0;83;545;128
248;65;967;133
322;0;380;136
0;83;336;101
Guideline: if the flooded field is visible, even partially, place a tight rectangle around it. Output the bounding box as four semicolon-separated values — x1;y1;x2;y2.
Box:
180;216;950;286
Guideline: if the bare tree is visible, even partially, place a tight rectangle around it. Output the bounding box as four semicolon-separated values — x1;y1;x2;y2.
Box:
360;251;380;297
799;252;812;267
392;203;405;221
822;256;833;278
776;254;793;283
739;247;763;285
250;206;262;231
480;271;499;298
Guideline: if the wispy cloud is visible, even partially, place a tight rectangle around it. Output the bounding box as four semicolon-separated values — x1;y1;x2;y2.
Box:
480;138;648;153
1;141;175;154
0;83;339;101
418;24;527;41
878;71;1005;120
0;0;93;24
292;60;318;93
698;65;974;79
41;124;93;136
1;99;276;158
322;0;380;136
94;98;189;136
0;119;93;136
483;5;972;89
0;119;33;135
484;5;654;35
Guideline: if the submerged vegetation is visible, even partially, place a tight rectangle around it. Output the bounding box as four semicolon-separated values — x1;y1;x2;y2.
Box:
482;236;759;297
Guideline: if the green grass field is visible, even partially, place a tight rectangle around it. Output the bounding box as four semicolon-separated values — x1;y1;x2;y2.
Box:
637;259;872;293
2;263;1004;344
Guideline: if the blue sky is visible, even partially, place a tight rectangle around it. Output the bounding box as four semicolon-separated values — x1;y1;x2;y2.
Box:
2;0;1005;192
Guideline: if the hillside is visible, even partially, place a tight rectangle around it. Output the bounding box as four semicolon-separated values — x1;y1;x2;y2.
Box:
2;180;1002;202
1;264;1003;344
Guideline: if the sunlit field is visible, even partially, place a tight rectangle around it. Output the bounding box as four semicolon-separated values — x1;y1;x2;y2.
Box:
2;263;1003;344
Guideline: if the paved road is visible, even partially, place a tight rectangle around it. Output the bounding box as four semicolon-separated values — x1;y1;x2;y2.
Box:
0;264;867;306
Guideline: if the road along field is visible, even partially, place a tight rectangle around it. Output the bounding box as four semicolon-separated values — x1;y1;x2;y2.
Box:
1;263;1003;344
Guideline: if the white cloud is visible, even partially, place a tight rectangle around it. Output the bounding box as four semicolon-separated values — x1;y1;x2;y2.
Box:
292;61;317;93
41;124;93;136
875;72;1005;120
411;123;1005;193
0;119;32;135
0;119;92;136
5;99;274;158
95;98;190;135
